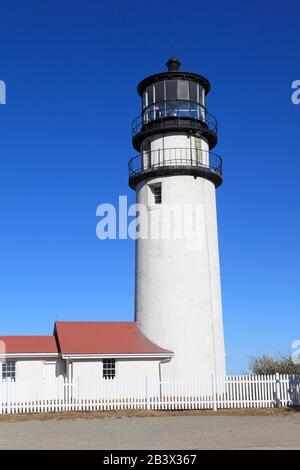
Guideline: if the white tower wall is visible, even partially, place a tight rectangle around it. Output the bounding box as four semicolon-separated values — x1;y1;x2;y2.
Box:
135;164;226;377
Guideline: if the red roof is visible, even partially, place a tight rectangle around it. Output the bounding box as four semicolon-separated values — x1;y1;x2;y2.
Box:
0;336;58;354
54;321;172;356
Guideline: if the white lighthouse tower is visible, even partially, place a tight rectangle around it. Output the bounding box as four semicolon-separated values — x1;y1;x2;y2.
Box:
129;57;226;378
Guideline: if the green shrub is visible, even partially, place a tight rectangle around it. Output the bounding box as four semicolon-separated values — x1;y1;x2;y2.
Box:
249;353;300;375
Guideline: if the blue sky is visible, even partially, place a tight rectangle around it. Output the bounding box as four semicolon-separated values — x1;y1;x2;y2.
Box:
0;0;299;373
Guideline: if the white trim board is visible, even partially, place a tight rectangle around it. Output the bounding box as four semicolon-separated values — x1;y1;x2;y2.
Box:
62;353;174;360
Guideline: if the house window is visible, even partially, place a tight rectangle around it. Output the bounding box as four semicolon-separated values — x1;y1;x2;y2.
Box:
103;359;116;379
2;361;16;381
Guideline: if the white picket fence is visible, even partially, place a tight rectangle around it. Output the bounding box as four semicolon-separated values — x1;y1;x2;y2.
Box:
0;374;299;414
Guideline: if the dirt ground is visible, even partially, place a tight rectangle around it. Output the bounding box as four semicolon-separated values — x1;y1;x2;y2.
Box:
0;406;298;422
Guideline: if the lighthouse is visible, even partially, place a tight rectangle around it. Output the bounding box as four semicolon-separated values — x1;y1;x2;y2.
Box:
129;57;226;378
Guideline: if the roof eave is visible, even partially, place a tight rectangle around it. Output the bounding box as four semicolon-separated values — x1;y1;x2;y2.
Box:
0;352;59;358
61;352;174;360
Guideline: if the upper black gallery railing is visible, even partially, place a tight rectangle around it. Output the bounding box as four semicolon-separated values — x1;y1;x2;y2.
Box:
128;147;223;188
132;100;218;137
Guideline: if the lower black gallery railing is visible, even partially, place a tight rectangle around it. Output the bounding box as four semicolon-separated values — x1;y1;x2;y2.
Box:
128;147;223;188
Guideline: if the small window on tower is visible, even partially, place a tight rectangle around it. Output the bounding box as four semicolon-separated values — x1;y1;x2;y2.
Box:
150;183;162;205
103;359;116;379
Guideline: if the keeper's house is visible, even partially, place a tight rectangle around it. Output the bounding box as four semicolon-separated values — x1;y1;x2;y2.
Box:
0;322;173;382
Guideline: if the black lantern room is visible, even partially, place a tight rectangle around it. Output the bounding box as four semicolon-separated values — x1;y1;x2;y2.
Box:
129;58;222;189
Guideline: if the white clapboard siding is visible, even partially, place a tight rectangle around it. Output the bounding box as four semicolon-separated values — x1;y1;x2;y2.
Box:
0;374;299;414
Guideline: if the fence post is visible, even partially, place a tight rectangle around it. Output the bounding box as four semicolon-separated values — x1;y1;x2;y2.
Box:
7;378;11;414
145;375;151;410
275;373;281;408
212;374;217;411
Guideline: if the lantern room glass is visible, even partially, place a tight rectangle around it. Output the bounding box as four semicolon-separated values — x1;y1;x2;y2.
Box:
143;79;205;108
142;79;206;124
